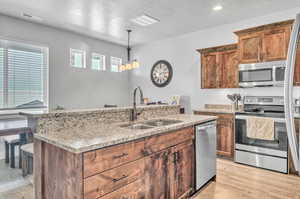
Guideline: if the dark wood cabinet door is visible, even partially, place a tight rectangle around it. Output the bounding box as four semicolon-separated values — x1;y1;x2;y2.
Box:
262;26;291;61
220;50;239;88
100;179;145;199
201;53;219;88
294;42;300;86
239;32;262;63
145;149;172;199
217;119;234;158
170;140;194;199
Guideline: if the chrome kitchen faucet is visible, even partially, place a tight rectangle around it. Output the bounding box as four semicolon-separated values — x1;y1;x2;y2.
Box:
130;86;144;121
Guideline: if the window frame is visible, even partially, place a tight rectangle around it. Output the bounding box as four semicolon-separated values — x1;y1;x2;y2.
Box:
0;38;49;110
91;53;106;71
70;48;86;68
110;56;122;72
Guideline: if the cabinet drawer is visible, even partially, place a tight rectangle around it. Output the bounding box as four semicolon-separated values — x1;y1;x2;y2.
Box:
98;179;145;199
83;140;145;178
145;127;194;154
84;158;145;199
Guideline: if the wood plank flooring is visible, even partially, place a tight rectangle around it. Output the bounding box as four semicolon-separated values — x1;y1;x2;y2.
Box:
194;159;300;199
0;158;299;199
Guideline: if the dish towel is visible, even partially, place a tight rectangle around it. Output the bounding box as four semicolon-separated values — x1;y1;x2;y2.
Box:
246;117;275;141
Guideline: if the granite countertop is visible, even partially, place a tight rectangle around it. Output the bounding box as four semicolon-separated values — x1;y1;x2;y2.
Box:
193;108;238;114
194;108;300;118
34;114;217;154
294;113;300;119
20;105;179;118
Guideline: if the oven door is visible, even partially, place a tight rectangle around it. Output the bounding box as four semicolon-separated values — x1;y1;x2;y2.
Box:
235;115;288;154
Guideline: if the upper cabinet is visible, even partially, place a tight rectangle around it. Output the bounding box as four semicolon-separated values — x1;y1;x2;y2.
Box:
198;20;300;89
294;42;300;86
198;44;239;89
235;20;293;64
237;32;263;63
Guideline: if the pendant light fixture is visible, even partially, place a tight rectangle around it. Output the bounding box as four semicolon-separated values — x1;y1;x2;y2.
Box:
119;30;140;72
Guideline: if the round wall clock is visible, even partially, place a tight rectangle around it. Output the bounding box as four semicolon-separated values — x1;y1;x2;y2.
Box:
151;60;173;87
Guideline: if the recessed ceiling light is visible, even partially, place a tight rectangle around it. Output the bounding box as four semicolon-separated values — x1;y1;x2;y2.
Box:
22;13;43;22
131;14;160;26
213;5;223;11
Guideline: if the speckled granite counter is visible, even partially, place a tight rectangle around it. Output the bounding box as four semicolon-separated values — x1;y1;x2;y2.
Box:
294;113;300;119
20;105;179;118
34;114;216;153
20;105;180;134
193;104;243;114
193;108;237;114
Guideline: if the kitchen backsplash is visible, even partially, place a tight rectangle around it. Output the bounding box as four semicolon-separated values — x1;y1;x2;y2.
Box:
29;105;180;135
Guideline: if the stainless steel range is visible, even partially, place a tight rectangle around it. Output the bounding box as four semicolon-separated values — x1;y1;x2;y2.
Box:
235;96;288;173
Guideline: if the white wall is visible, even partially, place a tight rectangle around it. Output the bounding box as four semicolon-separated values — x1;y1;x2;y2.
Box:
0;14;130;110
130;7;300;113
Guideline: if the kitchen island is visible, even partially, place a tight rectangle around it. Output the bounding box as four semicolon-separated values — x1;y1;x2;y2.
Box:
22;105;216;199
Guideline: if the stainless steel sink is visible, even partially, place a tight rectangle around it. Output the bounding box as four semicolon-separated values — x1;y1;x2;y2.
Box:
142;119;183;127
119;123;154;130
120;119;183;130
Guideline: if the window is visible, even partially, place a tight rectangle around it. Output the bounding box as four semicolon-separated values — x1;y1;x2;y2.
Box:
110;56;122;72
91;53;105;71
0;39;48;109
70;48;85;68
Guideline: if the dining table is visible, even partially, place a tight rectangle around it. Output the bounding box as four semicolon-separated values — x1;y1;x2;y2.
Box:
0;118;31;137
0;117;32;168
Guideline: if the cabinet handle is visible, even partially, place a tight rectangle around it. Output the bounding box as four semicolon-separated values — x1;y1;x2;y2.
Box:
173;152;180;163
113;153;128;159
173;152;177;163
177;152;180;162
112;174;128;182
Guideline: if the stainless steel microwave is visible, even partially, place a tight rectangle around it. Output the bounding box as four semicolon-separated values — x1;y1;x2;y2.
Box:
238;60;286;88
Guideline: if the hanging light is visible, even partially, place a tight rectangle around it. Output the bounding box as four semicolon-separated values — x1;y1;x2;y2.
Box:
119;30;140;72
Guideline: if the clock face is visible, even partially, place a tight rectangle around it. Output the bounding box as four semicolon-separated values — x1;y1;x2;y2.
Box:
151;60;173;87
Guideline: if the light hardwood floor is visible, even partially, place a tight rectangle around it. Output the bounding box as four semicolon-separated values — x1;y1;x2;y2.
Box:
194;159;300;199
0;158;299;199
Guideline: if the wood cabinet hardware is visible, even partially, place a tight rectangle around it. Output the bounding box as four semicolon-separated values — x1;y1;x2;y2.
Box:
173;152;177;163
112;174;128;182
113;153;128;159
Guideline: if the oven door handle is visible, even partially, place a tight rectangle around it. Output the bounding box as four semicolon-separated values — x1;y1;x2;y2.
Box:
235;115;285;123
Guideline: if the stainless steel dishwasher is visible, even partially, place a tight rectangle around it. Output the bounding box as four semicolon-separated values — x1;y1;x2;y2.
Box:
195;121;217;190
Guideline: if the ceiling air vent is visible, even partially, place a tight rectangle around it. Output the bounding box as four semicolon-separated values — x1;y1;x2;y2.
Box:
131;14;160;26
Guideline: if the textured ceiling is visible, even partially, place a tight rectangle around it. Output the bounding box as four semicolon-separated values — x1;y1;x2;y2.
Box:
1;0;300;46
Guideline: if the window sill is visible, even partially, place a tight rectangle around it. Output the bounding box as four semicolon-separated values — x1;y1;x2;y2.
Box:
0;108;48;118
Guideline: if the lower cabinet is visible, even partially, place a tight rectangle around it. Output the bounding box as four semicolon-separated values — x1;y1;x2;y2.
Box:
35;127;195;199
217;118;234;158
145;148;172;199
84;127;195;199
100;179;146;199
171;140;194;199
145;140;194;199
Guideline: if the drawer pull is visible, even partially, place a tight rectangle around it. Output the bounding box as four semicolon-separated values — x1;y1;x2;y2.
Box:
113;153;128;159
112;174;128;182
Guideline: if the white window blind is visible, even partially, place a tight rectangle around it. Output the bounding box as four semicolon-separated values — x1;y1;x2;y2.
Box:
110;56;122;72
91;53;105;71
0;39;48;109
